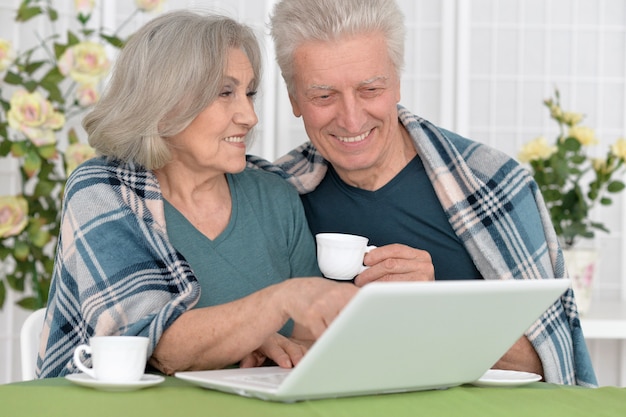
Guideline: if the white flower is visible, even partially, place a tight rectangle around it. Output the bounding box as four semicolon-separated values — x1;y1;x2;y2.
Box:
76;83;99;106
568;126;598;146
611;138;626;161
7;90;65;146
58;41;110;85
65;143;96;176
135;0;164;12
74;0;95;15
518;137;557;163
0;196;28;238
0;38;16;71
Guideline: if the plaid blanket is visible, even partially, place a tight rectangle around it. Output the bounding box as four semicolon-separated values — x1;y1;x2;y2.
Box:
37;158;200;378
247;105;598;386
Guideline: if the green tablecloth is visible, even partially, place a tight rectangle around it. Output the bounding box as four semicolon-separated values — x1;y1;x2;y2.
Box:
2;377;625;417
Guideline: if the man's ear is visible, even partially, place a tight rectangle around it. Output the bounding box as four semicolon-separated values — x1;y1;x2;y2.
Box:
289;94;302;117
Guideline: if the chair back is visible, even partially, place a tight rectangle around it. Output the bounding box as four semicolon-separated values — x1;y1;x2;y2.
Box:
20;308;46;381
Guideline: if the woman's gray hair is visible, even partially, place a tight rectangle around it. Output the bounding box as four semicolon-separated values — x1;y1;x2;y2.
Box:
269;0;405;96
84;10;262;170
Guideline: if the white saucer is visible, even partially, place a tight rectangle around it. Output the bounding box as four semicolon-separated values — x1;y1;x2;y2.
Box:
65;373;165;392
471;369;542;387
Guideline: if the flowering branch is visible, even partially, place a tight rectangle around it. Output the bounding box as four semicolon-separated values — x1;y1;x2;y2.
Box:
0;0;165;310
519;89;626;249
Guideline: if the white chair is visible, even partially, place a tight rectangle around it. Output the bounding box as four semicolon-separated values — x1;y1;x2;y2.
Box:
20;308;46;381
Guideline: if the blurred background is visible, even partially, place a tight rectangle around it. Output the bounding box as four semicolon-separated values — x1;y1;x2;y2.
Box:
1;0;625;385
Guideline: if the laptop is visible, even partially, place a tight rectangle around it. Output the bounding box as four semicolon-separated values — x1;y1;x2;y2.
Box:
175;278;570;402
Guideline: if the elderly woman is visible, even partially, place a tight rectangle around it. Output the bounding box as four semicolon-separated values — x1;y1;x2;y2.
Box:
37;10;357;378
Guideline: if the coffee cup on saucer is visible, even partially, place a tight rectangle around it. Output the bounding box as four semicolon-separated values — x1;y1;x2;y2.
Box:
73;335;149;382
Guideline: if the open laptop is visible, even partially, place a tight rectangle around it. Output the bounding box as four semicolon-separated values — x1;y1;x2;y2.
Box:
175;278;570;402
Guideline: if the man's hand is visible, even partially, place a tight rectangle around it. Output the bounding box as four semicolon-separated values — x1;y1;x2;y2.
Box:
354;244;435;286
491;336;544;378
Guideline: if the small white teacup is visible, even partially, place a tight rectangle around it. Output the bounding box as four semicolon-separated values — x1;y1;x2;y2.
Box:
316;233;376;281
73;335;149;382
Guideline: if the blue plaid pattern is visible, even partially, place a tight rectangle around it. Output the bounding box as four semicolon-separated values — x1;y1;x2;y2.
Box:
247;105;597;386
37;158;200;378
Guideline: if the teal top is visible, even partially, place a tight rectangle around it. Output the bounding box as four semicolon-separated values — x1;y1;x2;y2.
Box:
164;168;321;336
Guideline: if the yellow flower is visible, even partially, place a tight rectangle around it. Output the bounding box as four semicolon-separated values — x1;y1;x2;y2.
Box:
74;0;95;15
561;111;584;127
0;196;28;238
568;126;598;146
65;143;96;176
592;158;609;174
76;83;99;106
0;38;16;71
518;137;557;163
135;0;164;12
611;138;626;161
58;41;110;85
7;90;65;146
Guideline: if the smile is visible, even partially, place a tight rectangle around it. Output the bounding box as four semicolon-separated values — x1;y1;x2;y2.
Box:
335;129;372;143
224;136;245;143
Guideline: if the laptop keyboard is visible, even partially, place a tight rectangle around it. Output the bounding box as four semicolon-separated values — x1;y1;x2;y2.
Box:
234;372;289;387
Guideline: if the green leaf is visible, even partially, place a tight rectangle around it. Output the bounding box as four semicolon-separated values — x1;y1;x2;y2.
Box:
24;61;45;75
34;179;56;197
0;281;5;310
23;80;38;92
17;296;42;311
100;34;125;48
41;67;64;85
607;181;625;193
543;189;562;202
562;137;582;151
16;5;43;22
23;149;42;178
4;71;24;85
6;273;25;292
67;128;79;145
10;141;29;157
78;13;91;25
67;30;80;46
600;197;612;205
40;79;63;103
54;42;69;60
46;6;58;21
0;139;12;157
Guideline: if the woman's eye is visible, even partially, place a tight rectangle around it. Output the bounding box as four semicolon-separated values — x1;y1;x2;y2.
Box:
247;91;258;98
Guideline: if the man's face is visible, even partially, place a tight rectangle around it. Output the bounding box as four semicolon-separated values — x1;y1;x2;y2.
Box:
289;31;402;185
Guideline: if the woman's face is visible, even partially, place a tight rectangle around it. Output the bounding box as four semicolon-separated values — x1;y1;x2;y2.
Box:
166;48;258;177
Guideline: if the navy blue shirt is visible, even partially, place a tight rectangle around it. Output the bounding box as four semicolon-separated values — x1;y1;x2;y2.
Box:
301;156;482;280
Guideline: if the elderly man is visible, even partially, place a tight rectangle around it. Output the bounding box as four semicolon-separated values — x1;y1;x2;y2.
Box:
248;0;597;386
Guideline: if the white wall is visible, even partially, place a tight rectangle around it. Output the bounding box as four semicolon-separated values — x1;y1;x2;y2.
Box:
1;0;625;385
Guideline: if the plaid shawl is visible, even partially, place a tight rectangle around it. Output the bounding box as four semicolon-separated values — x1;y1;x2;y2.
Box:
247;105;597;386
37;158;200;378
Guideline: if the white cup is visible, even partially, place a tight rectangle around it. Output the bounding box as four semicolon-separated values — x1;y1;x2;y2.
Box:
73;336;149;382
316;233;377;281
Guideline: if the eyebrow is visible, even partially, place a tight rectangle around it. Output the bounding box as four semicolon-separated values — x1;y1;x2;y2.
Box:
307;75;389;91
223;75;257;88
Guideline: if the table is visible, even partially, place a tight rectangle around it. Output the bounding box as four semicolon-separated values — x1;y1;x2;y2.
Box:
2;376;625;417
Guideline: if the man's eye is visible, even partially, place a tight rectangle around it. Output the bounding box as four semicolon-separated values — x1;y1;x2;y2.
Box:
361;87;383;97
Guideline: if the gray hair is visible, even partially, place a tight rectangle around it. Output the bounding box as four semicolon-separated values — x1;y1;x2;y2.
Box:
269;0;405;96
84;10;262;170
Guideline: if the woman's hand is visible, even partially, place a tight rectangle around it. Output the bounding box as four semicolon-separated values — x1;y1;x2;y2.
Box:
239;333;310;368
